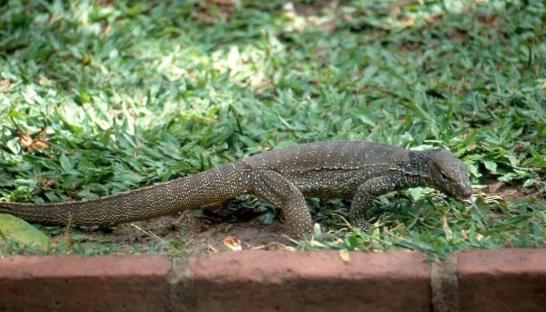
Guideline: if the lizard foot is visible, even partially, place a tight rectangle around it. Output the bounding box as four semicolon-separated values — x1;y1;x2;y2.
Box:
351;219;372;232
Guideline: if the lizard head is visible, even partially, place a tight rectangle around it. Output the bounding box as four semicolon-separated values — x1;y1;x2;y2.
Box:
429;149;473;202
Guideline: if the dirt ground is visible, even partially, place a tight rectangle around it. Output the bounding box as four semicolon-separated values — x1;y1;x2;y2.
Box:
51;205;296;256
484;180;540;202
117;211;294;255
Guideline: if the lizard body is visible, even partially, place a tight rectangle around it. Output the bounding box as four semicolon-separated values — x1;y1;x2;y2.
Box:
0;141;473;236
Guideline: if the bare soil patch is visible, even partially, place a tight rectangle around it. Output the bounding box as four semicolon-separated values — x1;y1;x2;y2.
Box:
51;209;293;256
483;181;541;202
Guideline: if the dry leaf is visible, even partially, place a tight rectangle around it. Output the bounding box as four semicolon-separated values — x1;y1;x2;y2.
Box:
197;0;237;23
33;128;50;149
32;140;50;149
307;240;327;248
18;132;33;148
208;244;219;253
281;246;297;252
223;235;242;251
18;128;50;150
250;244;267;250
339;249;351;262
250;242;295;251
0;80;11;91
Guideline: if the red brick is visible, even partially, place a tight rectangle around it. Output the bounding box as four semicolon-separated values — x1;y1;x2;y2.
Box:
457;249;546;312
0;255;172;312
188;250;431;312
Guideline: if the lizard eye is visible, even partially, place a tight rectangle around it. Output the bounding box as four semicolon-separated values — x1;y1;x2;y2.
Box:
440;171;450;180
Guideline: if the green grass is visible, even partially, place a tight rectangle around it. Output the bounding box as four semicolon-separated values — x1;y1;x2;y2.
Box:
0;0;545;258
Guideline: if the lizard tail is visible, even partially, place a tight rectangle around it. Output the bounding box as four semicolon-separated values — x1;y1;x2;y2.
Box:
0;164;251;226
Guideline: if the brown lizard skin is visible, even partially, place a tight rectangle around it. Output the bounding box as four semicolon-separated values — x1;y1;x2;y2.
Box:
0;141;473;237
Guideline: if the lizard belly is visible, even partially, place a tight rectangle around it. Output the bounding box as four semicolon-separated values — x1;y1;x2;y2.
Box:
288;170;365;198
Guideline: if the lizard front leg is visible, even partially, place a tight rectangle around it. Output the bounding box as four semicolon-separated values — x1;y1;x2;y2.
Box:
350;175;401;230
251;170;313;238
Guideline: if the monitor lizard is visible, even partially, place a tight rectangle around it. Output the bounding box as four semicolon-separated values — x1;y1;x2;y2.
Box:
0;141;474;237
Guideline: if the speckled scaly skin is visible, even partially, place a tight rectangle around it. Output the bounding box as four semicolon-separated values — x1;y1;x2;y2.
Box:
0;141;473;237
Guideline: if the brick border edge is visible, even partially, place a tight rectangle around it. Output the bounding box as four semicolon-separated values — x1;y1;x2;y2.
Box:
1;249;545;312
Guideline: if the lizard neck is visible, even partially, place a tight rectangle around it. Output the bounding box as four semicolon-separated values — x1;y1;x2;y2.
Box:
400;150;436;187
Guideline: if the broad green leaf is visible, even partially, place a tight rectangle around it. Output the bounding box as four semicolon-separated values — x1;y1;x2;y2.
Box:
483;160;498;174
408;187;427;201
0;214;51;251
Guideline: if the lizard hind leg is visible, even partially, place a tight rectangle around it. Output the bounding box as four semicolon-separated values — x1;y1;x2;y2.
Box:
251;170;313;238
